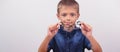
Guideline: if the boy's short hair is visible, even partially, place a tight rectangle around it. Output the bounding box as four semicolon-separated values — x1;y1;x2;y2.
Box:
57;0;79;13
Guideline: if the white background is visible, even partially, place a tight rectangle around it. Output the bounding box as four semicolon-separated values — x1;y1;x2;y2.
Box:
0;0;120;52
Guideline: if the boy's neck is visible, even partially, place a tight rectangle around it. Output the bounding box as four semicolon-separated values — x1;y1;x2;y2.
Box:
63;25;75;32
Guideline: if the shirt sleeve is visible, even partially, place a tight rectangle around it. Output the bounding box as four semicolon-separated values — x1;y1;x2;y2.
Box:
47;38;55;52
84;37;92;50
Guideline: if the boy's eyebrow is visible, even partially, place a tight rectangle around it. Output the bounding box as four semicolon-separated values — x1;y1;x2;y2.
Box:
60;12;67;14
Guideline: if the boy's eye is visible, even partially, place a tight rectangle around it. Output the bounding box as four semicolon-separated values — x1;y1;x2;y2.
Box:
61;13;67;17
70;13;75;17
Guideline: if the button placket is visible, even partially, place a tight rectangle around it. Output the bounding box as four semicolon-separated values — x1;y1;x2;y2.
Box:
66;32;71;52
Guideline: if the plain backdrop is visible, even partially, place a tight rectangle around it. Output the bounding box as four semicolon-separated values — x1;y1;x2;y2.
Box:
0;0;120;52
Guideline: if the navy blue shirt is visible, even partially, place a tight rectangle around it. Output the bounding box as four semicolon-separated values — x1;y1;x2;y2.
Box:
47;25;91;52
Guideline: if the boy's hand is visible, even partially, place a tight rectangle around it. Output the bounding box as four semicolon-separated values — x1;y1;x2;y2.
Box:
47;23;60;39
80;22;92;37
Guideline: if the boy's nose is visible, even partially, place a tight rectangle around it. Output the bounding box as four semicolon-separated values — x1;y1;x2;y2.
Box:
67;15;71;20
66;16;71;21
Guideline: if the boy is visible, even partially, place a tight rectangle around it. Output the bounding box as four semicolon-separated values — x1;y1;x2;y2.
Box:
38;0;102;52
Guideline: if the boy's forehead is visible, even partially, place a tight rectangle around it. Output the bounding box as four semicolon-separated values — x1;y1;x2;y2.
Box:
60;6;77;10
59;6;77;12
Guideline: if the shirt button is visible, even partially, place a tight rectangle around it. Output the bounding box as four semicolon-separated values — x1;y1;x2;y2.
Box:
66;49;69;52
67;37;69;40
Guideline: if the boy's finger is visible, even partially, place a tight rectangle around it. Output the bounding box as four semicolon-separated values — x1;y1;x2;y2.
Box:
50;23;60;30
81;24;88;31
80;22;91;31
53;23;60;28
80;22;87;28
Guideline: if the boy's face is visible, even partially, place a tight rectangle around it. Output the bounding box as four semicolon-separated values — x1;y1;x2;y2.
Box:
57;6;80;28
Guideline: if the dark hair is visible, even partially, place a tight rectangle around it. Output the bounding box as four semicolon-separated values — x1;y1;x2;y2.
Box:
57;0;79;13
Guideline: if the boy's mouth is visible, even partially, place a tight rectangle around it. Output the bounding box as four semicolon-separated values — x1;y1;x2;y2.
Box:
64;21;72;24
63;22;74;27
60;21;74;26
65;22;71;25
